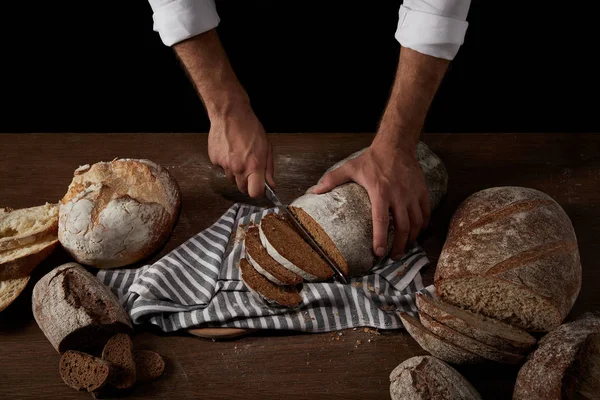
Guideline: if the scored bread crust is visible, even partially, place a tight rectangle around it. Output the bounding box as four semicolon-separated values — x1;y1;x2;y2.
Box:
434;186;581;332
513;312;600;400
0;203;58;252
58;159;181;269
389;356;482;400
32;263;133;353
289;141;448;277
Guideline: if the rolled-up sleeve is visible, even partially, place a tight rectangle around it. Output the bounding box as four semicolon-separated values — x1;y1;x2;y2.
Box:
148;0;220;46
395;0;472;60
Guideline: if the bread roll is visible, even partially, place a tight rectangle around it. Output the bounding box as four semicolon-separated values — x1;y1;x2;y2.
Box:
58;158;181;269
434;186;581;332
513;312;600;399
389;356;482;400
289;141;448;277
32;263;132;353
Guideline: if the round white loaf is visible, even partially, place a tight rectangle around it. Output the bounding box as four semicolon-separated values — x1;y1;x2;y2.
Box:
58;158;181;269
290;141;448;277
389;356;482;400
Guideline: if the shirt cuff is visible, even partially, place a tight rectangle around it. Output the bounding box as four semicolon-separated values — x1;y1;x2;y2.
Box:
395;5;469;60
148;0;220;46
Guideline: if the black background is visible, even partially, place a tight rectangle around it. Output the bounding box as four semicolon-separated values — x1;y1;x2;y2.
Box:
0;1;595;134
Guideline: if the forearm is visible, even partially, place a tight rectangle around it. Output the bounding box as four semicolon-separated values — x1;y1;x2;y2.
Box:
375;48;449;151
173;29;250;120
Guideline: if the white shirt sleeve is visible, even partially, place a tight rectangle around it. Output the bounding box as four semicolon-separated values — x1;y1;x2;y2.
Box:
148;0;220;46
395;0;472;60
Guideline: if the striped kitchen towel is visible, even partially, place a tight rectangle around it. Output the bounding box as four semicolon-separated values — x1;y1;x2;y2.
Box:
96;203;435;333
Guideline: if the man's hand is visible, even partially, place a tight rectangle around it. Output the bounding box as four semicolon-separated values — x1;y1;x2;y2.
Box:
313;140;430;260
208;106;275;197
173;29;274;197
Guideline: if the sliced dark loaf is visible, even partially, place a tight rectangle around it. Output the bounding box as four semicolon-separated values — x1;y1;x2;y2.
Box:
389;356;482;400
32;262;132;353
134;350;165;382
415;293;536;353
399;312;486;365
513;312;600;399
418;312;524;364
434;186;582;332
59;350;112;392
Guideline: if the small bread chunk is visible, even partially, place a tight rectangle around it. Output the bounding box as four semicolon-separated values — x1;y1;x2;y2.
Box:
399;312;486;365
389;356;482;400
134;350;165;382
59;350;112;392
102;333;136;389
415;293;535;353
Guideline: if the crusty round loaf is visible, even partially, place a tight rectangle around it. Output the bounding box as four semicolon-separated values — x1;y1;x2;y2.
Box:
289;141;448;277
513;312;600;399
58;158;181;269
434;186;581;332
32;262;132;353
389;356;482;400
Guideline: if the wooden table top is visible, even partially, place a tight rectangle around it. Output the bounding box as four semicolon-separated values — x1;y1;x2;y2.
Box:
1;132;599;399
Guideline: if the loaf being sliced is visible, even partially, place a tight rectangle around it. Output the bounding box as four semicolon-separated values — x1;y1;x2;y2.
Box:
418;312;524;364
134;350;165;382
244;226;302;286
399;312;486;365
59;350;113;392
389;356;482;400
102;333;136;389
0;203;58;252
259;213;333;282
0;276;30;312
415;293;536;353
32;263;133;353
434;186;581;332
240;258;303;308
0;237;58;281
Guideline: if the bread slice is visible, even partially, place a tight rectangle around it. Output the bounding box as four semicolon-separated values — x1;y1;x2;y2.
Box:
102;333;136;389
258;213;334;282
415;293;536;353
134;350;165;382
418;311;524;364
244;226;302;285
389;356;482;400
0;203;58;252
399;312;486;365
0;276;30;312
0;237;58;281
239;258;303;308
59;350;112;392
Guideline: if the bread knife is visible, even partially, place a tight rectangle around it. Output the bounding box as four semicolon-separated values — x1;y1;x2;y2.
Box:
264;183;348;284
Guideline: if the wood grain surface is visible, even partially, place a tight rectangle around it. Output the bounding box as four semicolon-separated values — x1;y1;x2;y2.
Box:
1;132;599;399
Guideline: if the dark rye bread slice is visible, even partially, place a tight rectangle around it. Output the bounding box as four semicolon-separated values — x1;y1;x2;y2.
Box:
514;312;600;400
399;312;486;365
415;293;536;353
239;258;303;308
134;350;165;382
101;333;136;389
258;213;334;282
59;350;112;392
418;312;524;364
244;226;302;286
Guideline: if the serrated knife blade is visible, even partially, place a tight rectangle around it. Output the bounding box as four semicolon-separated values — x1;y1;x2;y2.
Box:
264;183;348;284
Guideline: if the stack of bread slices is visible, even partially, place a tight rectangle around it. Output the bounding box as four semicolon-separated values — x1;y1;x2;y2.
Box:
400;186;583;366
0;203;60;312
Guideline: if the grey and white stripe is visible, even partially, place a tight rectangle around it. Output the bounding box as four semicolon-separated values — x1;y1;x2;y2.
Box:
97;203;435;333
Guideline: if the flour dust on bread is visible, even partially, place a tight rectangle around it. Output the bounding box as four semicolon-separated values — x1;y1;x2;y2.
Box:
289;141;448;277
389;356;482;400
434;186;581;332
0;203;58;251
32;263;132;353
513;312;600;400
58;158;181;269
